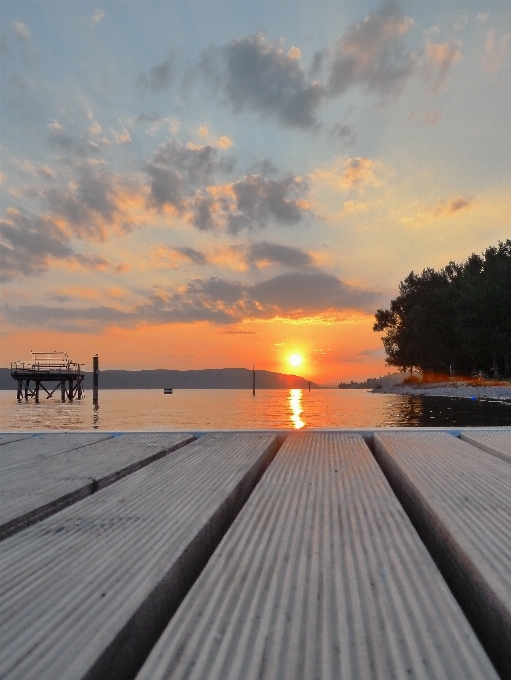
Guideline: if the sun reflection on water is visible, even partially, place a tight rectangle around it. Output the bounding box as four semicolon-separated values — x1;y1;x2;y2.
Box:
289;389;305;429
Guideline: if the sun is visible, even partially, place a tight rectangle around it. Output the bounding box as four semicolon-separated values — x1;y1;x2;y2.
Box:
289;353;303;368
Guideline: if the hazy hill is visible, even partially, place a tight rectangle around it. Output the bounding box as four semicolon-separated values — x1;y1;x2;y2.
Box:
338;372;408;389
0;367;318;390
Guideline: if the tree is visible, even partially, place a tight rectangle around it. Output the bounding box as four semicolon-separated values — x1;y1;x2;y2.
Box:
374;240;511;377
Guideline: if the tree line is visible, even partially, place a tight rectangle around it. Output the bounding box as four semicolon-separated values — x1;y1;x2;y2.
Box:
373;240;511;378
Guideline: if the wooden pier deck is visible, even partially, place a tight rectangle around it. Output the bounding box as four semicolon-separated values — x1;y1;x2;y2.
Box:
1;428;510;680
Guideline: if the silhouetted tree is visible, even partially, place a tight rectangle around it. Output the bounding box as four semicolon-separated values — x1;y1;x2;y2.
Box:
374;240;511;377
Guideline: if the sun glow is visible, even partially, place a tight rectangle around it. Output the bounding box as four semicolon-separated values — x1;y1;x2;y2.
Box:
289;353;303;367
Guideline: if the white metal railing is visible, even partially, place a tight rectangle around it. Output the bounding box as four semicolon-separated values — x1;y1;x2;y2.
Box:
11;351;84;374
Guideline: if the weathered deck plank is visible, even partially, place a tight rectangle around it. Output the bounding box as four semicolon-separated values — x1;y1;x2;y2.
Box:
136;432;497;680
0;432;279;680
373;431;511;679
0;433;34;446
0;432;113;471
460;429;511;464
0;432;195;539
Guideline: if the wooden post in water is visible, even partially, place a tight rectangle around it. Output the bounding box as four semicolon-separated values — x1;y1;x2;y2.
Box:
252;364;256;396
93;355;99;404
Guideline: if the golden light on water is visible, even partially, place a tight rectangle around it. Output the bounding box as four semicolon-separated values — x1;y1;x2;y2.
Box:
289;388;305;429
289;353;303;368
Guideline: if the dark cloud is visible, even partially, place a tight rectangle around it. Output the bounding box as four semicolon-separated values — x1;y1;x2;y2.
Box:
330;123;357;146
228;174;308;233
1;271;382;328
190;195;216;231
133;112;162;124
328;0;417;98
74;253;109;269
0;210;73;281
147;140;219;211
247;159;279;177
198;34;325;128
173;246;208;265
48;126;102;159
247;241;313;268
46;166;118;240
145;142;309;232
137;58;173;92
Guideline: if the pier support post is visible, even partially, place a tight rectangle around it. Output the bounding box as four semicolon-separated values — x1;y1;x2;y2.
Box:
24;379;30;400
93;354;99;404
61;381;66;402
68;378;73;401
35;381;40;402
17;380;23;400
252;365;256;396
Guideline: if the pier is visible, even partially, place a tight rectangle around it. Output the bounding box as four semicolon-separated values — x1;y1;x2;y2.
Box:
11;351;85;401
1;428;511;680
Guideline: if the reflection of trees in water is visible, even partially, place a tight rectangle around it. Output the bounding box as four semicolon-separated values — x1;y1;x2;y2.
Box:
383;395;511;428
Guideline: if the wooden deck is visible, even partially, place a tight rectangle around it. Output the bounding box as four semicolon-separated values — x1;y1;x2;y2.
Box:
1;428;510;680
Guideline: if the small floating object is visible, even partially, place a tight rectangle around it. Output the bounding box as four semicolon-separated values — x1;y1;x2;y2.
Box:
164;388;173;394
471;396;477;400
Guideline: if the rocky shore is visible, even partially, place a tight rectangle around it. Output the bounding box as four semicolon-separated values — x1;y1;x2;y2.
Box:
373;381;511;402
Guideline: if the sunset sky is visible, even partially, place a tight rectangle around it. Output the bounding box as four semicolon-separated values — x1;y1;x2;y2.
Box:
1;0;510;385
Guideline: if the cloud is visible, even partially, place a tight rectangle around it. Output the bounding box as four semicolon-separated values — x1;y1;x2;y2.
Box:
216;135;233;149
329;123;357;146
151;244;213;270
247;159;279;177
146;140;219;210
227;174;309;233
327;0;417;98
0;209;73;281
145;139;305;232
137;58;173;92
2;271;382;329
12;21;31;41
37;165;57;180
197;33;325;128
340;157;379;189
74;253;109;270
48;123;102;159
312;156;381;195
483;29;509;73
91;9;105;27
431;195;473;216
46;166;119;240
133;114;180;136
425;41;462;93
246;241;313;268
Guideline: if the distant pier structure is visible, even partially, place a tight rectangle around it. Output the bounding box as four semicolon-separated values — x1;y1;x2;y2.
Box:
11;351;85;401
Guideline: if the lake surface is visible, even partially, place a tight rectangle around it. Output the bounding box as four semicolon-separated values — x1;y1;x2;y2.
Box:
1;388;511;431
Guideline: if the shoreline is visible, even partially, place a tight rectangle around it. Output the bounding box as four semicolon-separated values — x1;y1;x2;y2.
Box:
373;381;511;402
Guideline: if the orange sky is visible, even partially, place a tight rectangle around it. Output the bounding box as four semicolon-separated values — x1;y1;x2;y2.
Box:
1;315;384;386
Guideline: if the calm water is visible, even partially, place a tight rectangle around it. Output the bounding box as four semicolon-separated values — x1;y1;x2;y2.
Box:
1;388;511;431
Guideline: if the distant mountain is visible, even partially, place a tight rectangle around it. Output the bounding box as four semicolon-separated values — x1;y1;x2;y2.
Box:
0;367;319;390
338;372;408;389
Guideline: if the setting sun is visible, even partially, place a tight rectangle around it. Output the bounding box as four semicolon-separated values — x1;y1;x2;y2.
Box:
289;353;303;368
